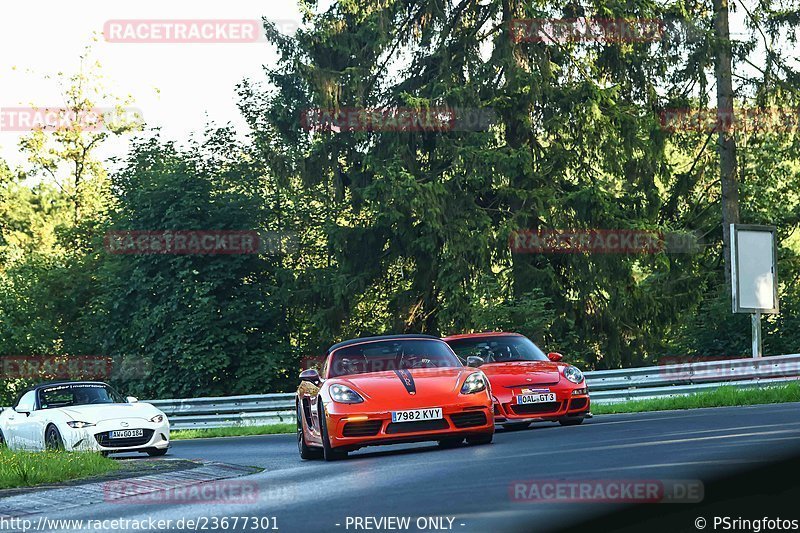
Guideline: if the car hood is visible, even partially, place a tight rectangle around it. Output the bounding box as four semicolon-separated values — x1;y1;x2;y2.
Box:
333;367;474;402
57;403;162;423
478;361;563;387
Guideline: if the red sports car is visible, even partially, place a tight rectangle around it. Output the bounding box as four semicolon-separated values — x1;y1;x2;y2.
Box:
296;334;495;461
442;332;590;429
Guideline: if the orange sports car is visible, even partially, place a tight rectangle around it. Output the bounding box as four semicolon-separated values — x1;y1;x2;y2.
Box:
296;334;494;461
442;332;590;430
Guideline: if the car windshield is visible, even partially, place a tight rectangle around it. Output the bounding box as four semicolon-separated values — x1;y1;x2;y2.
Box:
446;335;549;364
38;383;127;409
328;339;461;377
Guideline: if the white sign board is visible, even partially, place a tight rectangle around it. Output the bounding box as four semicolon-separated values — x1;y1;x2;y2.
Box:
731;225;778;314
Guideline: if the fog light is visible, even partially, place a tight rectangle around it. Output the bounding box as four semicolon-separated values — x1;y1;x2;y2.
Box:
572;388;588;395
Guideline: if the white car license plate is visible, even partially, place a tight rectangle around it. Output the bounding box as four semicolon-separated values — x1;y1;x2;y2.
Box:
516;393;557;404
391;408;443;423
109;429;144;439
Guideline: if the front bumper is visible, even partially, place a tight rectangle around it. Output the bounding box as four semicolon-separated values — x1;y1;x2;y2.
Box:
493;392;590;423
66;420;170;453
326;404;494;449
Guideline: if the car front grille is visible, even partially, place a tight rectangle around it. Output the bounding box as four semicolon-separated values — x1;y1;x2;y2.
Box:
342;420;383;437
95;429;154;448
385;419;449;434
450;412;488;428
510;401;562;415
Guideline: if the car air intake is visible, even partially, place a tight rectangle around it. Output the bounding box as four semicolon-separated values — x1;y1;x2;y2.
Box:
569;398;589;411
94;429;154;448
385;419;449;434
510;402;562;415
450;412;488;428
342;420;382;437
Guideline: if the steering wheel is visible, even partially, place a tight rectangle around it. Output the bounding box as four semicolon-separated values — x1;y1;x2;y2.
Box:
410;357;434;369
478;346;494;362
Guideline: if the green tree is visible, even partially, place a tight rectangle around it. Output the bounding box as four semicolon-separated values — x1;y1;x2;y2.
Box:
97;132;294;398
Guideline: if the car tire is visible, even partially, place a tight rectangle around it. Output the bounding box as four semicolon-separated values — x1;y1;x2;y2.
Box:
559;417;584;426
437;437;463;449
45;425;64;451
147;448;168;457
0;429;6;448
502;422;531;431
319;403;347;462
466;432;493;445
297;403;322;460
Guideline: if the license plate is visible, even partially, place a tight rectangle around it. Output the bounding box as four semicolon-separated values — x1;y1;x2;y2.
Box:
109;429;144;439
516;393;557;404
391;408;443;423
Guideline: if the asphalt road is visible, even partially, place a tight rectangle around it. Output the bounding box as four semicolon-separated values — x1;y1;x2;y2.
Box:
32;403;800;532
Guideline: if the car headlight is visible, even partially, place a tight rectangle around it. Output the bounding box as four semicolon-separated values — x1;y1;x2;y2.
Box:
329;384;364;404
461;371;488;394
150;415;165;423
563;366;584;384
66;421;95;429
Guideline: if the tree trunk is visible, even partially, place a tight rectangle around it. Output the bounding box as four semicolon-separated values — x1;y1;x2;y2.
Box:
713;0;741;291
502;0;536;298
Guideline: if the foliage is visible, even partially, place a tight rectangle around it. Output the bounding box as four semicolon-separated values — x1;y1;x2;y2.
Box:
0;448;118;490
170;424;295;440
2;1;800;401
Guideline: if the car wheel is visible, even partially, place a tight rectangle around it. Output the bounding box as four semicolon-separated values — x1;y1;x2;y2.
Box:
437;437;463;449
45;425;64;451
319;403;347;462
100;451;110;457
502;422;531;431
559;417;584;426
147;448;168;457
466;432;493;445
297;403;322;460
0;429;6;448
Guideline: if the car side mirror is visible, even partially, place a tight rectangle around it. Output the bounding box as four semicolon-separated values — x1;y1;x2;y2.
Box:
14;407;30;416
547;352;563;362
466;356;485;368
126;396;139;403
299;369;321;385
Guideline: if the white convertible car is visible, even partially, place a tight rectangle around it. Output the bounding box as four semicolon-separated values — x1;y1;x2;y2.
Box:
0;381;170;456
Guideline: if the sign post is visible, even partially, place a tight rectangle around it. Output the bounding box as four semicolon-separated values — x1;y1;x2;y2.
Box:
751;311;762;358
730;224;778;358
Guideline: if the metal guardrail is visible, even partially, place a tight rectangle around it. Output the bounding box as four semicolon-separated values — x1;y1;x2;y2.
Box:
3;355;796;428
586;353;800;404
147;393;296;430
144;354;800;429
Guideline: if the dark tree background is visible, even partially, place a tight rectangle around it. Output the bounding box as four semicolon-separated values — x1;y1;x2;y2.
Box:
1;0;799;403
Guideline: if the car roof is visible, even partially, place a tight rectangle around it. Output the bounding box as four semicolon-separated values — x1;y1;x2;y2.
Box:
328;334;441;354
441;331;524;341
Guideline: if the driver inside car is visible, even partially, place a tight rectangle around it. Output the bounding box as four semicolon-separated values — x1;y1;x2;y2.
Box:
491;345;515;362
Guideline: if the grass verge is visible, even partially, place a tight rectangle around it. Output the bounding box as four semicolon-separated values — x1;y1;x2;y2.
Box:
593;381;800;414
170;423;296;440
0;448;119;490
